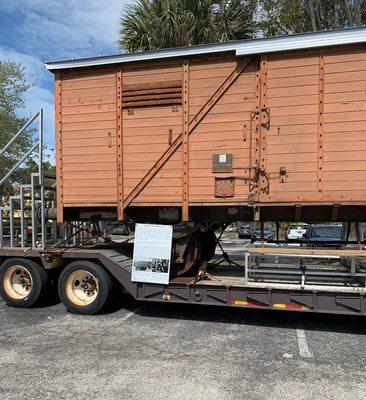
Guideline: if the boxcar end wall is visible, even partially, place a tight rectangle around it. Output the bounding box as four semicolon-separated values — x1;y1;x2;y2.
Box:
53;39;366;223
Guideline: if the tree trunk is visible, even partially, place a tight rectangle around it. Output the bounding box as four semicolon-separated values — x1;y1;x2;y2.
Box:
308;0;317;31
334;1;340;28
354;0;362;26
343;0;354;26
315;0;322;30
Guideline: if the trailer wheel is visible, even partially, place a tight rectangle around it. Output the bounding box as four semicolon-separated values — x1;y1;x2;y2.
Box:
0;258;49;308
58;261;112;315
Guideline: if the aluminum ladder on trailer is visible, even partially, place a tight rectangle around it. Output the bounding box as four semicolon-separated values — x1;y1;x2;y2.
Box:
0;109;56;250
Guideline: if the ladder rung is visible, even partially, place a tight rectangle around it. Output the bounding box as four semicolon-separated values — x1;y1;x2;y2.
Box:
23;196;43;200
43;172;56;179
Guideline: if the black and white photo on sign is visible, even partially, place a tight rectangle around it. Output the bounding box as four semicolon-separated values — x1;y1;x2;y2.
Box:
151;258;169;273
133;260;152;272
132;224;173;284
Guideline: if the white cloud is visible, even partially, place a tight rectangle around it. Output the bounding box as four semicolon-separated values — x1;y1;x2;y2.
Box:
0;0;132;164
1;0;130;59
0;47;46;85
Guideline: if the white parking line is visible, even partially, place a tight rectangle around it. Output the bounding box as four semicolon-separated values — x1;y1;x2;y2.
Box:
118;307;141;323
296;328;313;358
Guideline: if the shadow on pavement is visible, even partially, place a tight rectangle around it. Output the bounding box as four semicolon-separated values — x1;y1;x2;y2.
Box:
131;299;366;335
2;292;365;335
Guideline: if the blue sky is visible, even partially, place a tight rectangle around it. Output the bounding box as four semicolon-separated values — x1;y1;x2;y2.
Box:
0;0;130;158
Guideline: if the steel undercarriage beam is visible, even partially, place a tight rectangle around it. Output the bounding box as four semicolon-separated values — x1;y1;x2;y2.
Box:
134;282;366;316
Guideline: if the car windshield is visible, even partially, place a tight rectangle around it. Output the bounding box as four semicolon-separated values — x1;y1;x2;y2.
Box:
290;224;306;230
312;226;342;238
254;226;271;232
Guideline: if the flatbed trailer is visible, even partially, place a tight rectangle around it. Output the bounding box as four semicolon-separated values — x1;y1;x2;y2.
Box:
0;245;365;316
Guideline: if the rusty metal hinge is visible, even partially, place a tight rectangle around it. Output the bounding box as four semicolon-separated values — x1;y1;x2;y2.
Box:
243;164;271;196
261;107;270;130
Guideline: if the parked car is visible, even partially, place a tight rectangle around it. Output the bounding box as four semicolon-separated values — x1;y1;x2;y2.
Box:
226;223;237;232
237;224;252;239
301;224;342;247
286;223;308;241
251;225;273;243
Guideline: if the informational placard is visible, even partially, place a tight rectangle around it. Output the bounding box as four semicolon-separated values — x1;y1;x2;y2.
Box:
131;223;173;284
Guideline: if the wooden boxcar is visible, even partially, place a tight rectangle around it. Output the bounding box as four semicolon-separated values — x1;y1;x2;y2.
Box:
46;27;366;224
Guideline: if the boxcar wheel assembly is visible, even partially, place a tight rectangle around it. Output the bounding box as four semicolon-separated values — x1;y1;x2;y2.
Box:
58;261;112;315
0;258;49;308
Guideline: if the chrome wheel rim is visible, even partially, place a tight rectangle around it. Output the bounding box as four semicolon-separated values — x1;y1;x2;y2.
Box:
65;270;99;307
3;265;33;300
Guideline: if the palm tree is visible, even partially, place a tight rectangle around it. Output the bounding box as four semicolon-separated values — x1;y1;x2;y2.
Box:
118;0;257;53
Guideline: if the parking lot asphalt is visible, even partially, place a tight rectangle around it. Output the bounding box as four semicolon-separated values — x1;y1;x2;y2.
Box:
1;238;366;400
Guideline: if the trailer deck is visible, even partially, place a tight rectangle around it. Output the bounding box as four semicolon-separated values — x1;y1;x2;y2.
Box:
1;244;365;316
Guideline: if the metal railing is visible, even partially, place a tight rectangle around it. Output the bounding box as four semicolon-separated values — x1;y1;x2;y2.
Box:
0;108;95;251
0;109;48;249
0;109;43;186
244;249;366;291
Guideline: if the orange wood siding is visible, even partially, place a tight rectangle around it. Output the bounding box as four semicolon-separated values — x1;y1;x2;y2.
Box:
261;51;320;203
56;43;366;221
261;45;366;204
322;47;366;201
121;61;183;204
60;69;117;205
188;57;256;202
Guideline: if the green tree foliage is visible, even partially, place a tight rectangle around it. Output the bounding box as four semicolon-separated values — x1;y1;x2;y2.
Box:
118;0;258;52
0;61;53;204
119;0;366;51
260;0;366;37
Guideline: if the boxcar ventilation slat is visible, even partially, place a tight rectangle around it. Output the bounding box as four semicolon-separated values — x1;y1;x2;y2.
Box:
122;80;182;108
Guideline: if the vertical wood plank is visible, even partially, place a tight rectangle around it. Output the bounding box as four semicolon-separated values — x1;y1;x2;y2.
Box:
318;55;325;196
116;69;124;220
252;58;261;201
182;60;190;221
260;56;268;195
55;72;63;222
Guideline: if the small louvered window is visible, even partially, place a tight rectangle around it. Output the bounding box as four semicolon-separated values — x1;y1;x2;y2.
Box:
122;80;182;108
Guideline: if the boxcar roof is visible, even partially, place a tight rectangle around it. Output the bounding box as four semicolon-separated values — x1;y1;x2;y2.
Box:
45;26;366;72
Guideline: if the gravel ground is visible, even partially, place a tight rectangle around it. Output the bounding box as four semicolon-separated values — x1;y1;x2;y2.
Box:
1;294;365;400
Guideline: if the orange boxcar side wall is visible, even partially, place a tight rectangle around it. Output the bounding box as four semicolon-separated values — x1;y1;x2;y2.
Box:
57;43;366;219
60;68;118;207
187;56;256;203
121;60;183;204
260;44;366;204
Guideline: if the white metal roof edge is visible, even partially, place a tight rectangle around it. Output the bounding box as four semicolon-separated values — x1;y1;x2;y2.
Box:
45;41;239;71
236;27;366;55
45;27;366;71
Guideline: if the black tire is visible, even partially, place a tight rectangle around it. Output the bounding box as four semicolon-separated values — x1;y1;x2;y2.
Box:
58;261;112;315
0;258;49;308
